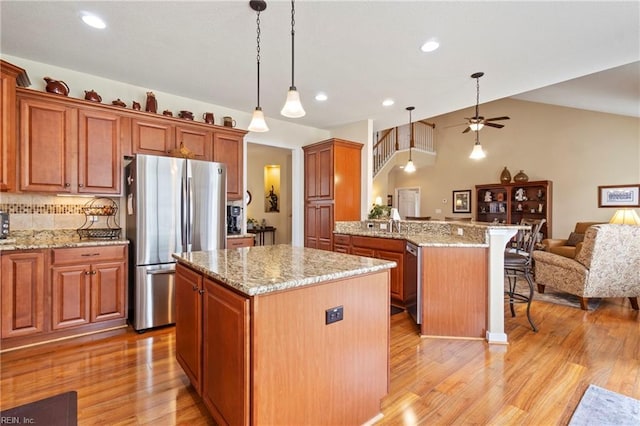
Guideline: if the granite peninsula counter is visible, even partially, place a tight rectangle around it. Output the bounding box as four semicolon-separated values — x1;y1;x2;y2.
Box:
172;244;395;426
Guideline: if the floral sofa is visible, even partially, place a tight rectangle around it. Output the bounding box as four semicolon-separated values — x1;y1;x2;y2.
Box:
533;224;640;310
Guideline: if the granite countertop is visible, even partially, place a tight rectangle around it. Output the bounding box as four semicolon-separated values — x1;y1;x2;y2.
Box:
0;231;128;251
172;244;397;297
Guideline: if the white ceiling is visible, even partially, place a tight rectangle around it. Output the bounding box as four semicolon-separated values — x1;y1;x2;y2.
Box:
1;1;638;131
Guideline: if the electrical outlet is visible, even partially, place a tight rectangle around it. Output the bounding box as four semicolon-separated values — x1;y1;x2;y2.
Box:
457;228;464;236
325;306;344;325
367;222;374;229
435;208;442;214
380;223;388;230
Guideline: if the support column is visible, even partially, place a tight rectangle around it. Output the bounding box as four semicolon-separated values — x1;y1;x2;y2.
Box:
486;227;519;344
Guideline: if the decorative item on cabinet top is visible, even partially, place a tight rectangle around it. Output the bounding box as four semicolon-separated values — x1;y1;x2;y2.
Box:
112;98;126;107
145;91;158;113
500;167;511;184
44;76;69;96
513;170;529;182
77;197;121;240
84;90;102;102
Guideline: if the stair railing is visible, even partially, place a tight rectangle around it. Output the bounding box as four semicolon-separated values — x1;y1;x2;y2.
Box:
373;121;435;176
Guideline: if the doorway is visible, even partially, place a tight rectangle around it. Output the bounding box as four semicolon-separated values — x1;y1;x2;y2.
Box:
396;187;421;219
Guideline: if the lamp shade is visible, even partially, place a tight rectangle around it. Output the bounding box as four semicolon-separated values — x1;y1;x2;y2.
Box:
609;209;640;225
469;122;484;132
469;143;486;159
280;88;306;118
248;107;269;132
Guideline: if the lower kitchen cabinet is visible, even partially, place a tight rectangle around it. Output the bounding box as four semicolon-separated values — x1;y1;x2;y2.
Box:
0;244;128;351
1;250;46;338
175;263;203;394
226;237;255;249
347;235;406;307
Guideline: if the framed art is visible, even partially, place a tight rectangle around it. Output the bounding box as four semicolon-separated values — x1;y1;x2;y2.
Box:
452;190;471;213
597;184;640;208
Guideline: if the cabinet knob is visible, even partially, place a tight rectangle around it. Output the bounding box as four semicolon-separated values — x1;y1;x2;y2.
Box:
192;285;198;292
64;183;70;187
78;183;84;187
92;270;97;275
84;270;91;275
198;289;205;295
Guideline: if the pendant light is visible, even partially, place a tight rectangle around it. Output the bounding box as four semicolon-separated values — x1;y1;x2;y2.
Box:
469;129;486;159
248;0;269;132
280;0;306;118
404;106;416;173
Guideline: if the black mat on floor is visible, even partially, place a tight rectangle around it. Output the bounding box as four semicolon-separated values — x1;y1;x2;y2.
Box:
0;391;77;426
391;306;404;315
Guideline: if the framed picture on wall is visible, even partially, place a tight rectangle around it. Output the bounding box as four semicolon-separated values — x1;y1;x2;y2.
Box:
452;190;471;213
597;184;640;207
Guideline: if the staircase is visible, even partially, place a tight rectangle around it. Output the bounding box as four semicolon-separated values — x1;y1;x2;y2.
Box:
373;121;436;176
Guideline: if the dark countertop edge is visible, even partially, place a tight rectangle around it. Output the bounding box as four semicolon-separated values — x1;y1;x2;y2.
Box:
0;239;129;251
172;253;397;297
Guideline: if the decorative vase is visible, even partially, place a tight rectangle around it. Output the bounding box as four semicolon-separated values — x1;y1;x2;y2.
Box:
500;167;511;184
514;170;529;183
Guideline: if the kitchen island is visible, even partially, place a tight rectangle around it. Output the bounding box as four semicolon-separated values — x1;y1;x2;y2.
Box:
172;244;396;426
335;220;524;344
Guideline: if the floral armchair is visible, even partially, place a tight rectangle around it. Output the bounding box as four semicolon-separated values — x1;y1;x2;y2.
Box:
532;224;640;310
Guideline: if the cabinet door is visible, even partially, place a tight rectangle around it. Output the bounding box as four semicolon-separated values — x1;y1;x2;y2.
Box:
376;249;405;305
175;263;203;394
90;261;126;322
132;116;175;155
202;278;250;426
304;144;333;200
19;96;75;193
351;246;375;257
213;131;244;200
1;251;45;338
78;108;122;194
1;63;20;192
51;264;91;329
177;124;212;161
317;203;334;251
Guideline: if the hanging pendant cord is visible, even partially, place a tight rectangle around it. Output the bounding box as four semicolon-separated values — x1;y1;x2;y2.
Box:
290;0;296;88
256;10;262;107
475;76;480;119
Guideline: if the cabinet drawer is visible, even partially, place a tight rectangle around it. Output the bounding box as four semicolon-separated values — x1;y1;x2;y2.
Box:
333;234;351;245
52;245;126;265
351;236;404;252
227;237;254;249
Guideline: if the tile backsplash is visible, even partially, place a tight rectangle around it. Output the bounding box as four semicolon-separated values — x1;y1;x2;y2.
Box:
0;193;123;232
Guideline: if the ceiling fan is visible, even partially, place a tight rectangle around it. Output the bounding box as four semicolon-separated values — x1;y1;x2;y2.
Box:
462;72;510;133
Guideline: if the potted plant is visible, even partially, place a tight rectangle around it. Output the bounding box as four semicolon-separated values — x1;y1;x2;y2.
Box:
247;218;258;230
368;204;391;219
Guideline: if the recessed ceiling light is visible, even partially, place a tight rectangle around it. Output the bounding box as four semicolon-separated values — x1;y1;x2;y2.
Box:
315;93;328;101
420;39;440;53
382;99;394;107
81;12;106;29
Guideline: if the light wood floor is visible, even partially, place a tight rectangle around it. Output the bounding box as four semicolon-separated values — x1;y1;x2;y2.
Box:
1;297;638;425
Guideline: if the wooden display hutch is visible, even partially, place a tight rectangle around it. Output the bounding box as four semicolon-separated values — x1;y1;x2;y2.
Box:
475;180;552;239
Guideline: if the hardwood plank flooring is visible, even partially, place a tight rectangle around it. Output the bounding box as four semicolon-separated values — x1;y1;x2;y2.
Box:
1;297;638;425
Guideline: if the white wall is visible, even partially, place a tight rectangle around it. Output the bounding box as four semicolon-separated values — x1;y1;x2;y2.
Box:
380;98;640;237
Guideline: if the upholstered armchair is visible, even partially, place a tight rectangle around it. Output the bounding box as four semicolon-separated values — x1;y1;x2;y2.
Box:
533;224;640;310
541;221;604;259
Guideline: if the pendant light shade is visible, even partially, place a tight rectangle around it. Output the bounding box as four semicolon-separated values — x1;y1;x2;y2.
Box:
405;106;416;173
469;131;486;159
280;0;305;118
248;1;269;132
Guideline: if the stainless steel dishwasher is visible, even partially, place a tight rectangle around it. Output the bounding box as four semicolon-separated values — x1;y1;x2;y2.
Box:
405;242;422;324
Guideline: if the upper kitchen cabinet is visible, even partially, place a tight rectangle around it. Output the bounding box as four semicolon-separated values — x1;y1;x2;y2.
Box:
131;115;176;156
17;89;122;195
303;138;362;250
213;130;245;201
1;60;30;192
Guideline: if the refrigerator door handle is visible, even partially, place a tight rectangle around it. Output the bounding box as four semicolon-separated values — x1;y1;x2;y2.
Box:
181;175;188;249
186;176;193;252
146;269;175;275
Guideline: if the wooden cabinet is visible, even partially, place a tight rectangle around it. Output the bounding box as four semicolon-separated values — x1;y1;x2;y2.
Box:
17;89;121;194
50;245;127;330
304;139;362;250
213;130;244;200
1;60;29;192
175;263;203;394
1;250;46;338
226;237;254;249
332;233;351;254
131;115;176;156
475;180;552;239
202;277;250;426
176;123;211;161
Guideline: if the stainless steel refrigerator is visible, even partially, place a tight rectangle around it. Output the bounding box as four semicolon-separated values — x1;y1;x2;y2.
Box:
125;154;226;331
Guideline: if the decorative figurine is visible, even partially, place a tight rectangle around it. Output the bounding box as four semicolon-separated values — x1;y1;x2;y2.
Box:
515;188;527;201
44;77;69;96
132;101;141;111
145;91;157;113
484;191;492;202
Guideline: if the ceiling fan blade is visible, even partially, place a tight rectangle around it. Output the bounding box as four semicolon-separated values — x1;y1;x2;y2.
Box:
462;126;471;133
485;122;505;129
485;116;510;122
